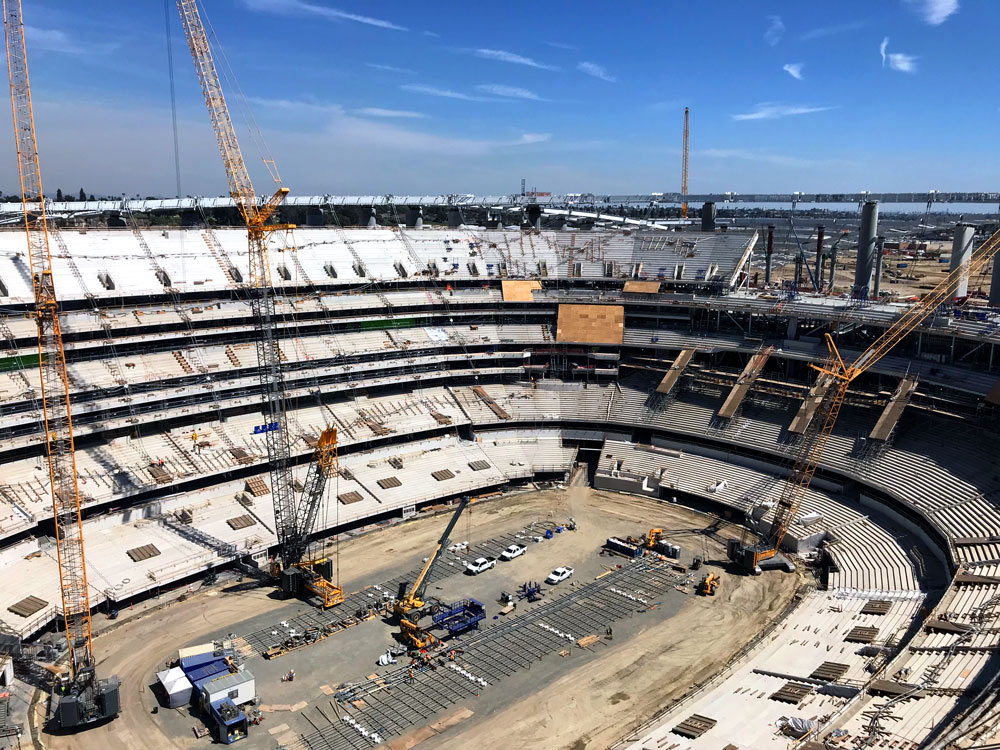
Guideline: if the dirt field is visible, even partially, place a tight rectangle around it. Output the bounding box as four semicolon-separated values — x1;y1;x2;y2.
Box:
35;487;800;750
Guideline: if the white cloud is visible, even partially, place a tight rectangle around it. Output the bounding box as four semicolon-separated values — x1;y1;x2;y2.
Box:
474;49;558;70
366;63;415;74
731;102;835;121
242;0;407;31
698;148;821;169
880;37;918;72
906;0;959;25
782;63;804;80
353;107;426;119
888;52;918;72
248;96;343;113
764;15;784;46
474;84;542;101
545;41;576;50
800;22;866;40
422;30;441;38
509;133;551;146
577;61;616;83
24;26;116;55
400;84;490;102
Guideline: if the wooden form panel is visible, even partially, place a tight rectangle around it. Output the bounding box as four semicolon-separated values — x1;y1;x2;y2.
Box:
501;280;542;301
555;304;624;345
623;280;661;293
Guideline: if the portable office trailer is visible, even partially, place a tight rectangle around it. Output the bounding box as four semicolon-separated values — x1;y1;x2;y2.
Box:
201;669;256;708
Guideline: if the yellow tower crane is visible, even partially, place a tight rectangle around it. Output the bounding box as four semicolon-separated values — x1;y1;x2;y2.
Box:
732;226;1000;572
3;0;119;729
680;107;690;219
175;0;342;605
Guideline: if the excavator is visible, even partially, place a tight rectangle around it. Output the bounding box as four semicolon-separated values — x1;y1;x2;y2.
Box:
392;497;471;620
698;572;720;596
645;528;664;549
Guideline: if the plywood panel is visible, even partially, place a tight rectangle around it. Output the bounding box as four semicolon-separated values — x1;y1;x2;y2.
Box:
623;280;661;293
556;304;624;345
501;280;542;302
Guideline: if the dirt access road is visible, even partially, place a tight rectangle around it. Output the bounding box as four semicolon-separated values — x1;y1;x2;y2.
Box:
36;487;800;750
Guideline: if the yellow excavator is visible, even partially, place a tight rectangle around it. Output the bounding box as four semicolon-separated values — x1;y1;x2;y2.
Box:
398;615;438;650
698;572;720;596
645;528;664;549
392;497;471;620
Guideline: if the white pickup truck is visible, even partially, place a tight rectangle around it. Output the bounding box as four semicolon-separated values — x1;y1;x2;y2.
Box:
466;557;497;575
499;543;527;561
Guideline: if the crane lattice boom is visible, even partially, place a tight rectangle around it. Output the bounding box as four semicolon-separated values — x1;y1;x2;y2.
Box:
680;107;690;219
176;0;305;569
4;0;93;674
744;225;1000;569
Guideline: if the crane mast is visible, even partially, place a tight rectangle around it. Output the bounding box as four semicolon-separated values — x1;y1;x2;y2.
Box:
735;225;1000;572
3;0;119;728
175;0;300;568
680;107;689;219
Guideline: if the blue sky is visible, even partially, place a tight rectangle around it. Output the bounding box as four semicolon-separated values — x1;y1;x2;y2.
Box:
1;0;992;197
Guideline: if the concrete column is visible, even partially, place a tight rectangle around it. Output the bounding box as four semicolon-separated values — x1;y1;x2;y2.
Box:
764;225;774;285
306;207;324;226
415;209;423;230
949;223;975;299
989;257;1000;308
873;236;885;300
853;201;879;298
447;208;464;228
367;208;377;228
815;225;825;291
525;205;542;229
405;207;420;227
701;202;716;232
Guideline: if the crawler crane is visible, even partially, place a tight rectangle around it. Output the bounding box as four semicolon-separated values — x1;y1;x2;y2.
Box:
731;226;1000;572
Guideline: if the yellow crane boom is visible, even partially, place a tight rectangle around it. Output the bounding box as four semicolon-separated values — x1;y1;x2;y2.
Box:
176;0;306;573
4;0;119;728
736;226;1000;571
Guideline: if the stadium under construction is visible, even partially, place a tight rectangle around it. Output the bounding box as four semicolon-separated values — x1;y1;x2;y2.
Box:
1;2;1000;750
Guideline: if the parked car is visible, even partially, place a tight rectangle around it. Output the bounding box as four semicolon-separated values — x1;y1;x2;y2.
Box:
545;566;574;584
499;544;527;561
466;557;496;575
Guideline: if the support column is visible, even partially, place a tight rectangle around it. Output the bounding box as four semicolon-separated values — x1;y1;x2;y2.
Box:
873;236;885;300
764;225;774;285
815;225;825;291
701;202;716;232
990;256;1000;308
949;223;975;299
853;201;879;299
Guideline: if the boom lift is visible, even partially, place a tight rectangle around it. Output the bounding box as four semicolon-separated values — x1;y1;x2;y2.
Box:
731;226;1000;573
392;498;470;620
175;0;342;605
2;0;120;729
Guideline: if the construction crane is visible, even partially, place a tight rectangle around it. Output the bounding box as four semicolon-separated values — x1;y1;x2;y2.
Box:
175;0;341;604
392;498;470;620
2;0;119;729
680;107;690;219
281;428;344;607
731;226;1000;573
